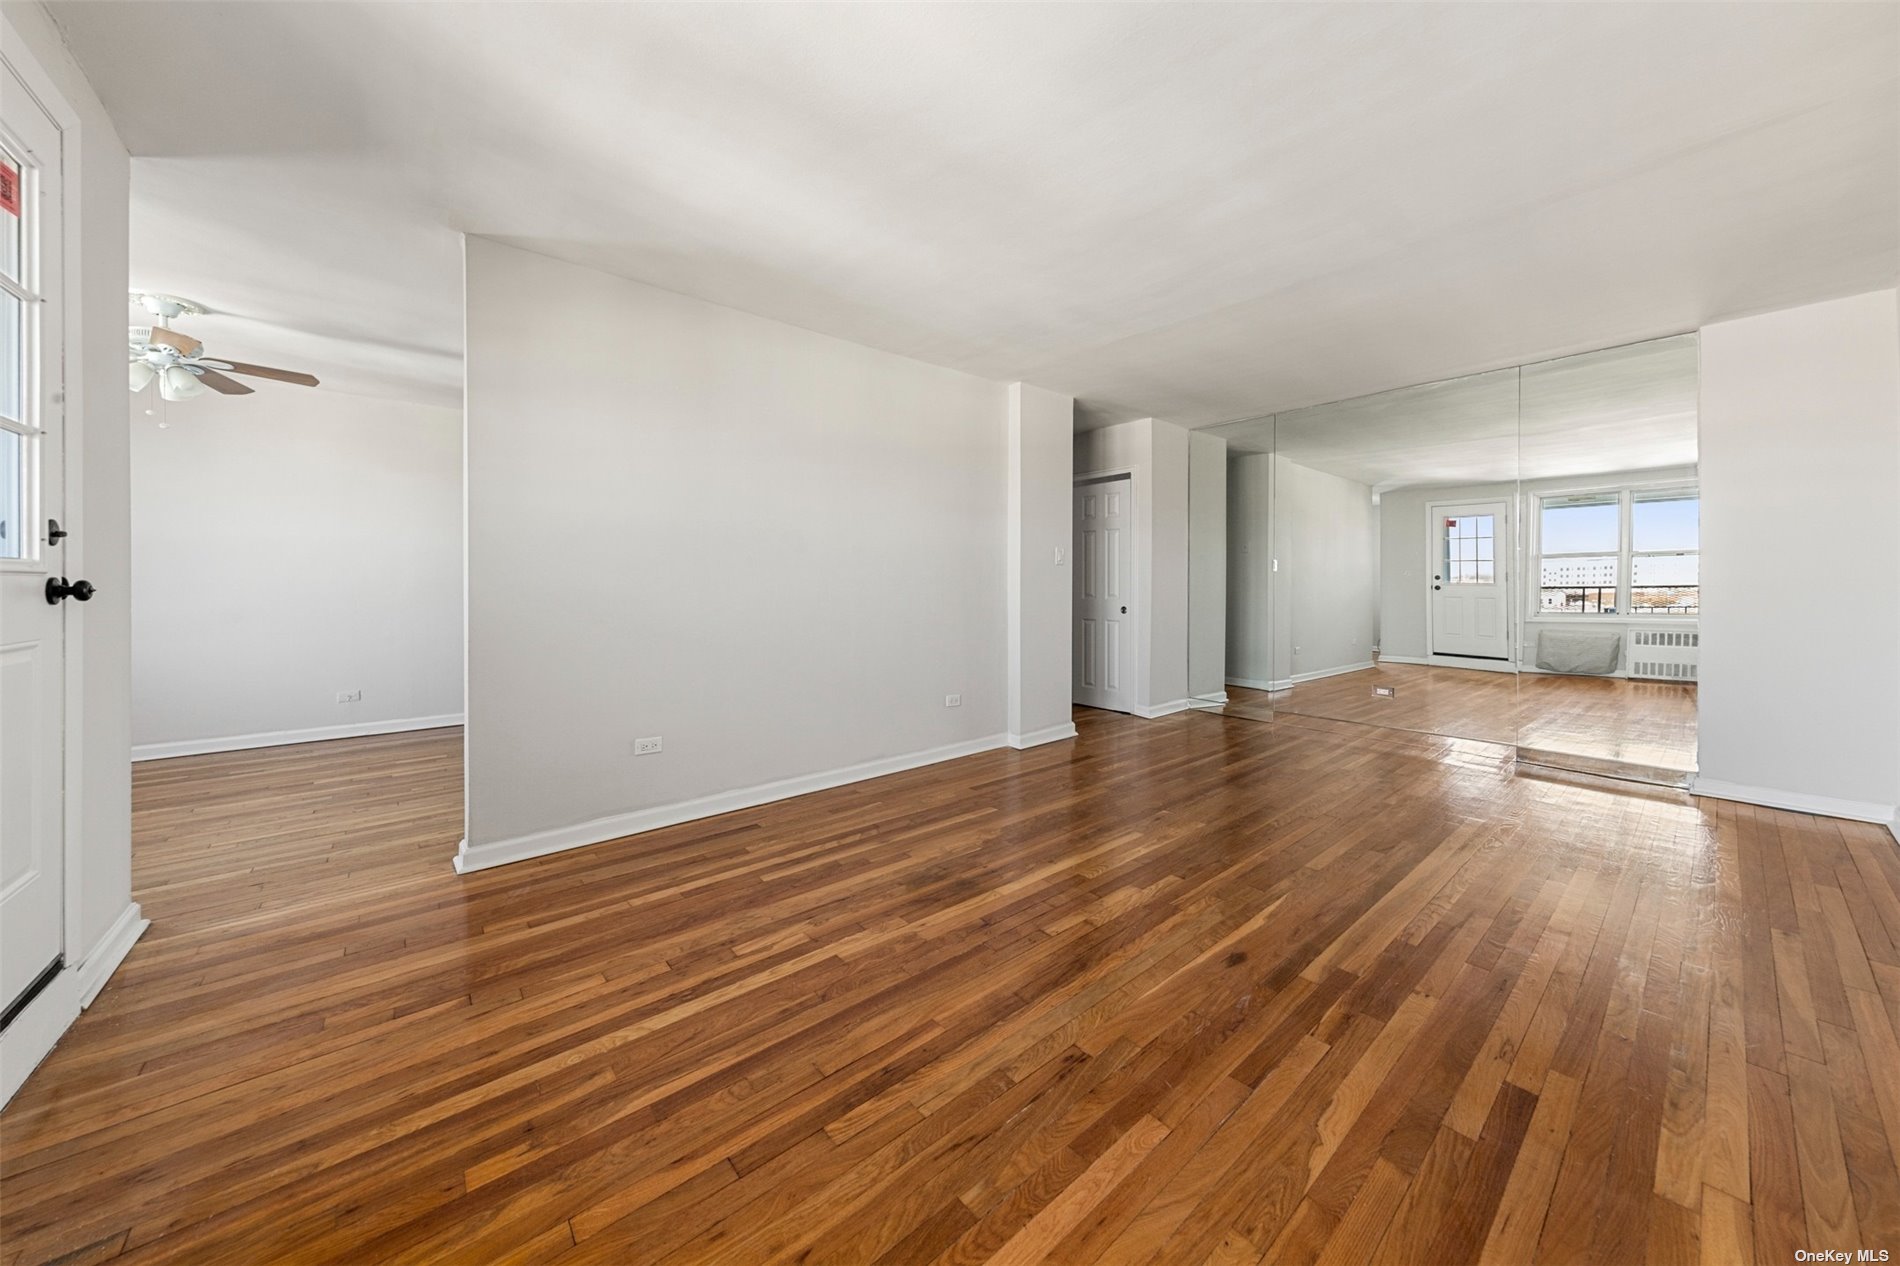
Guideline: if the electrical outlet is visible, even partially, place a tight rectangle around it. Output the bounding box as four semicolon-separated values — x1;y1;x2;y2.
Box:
336;689;362;704
944;694;961;708
633;736;663;756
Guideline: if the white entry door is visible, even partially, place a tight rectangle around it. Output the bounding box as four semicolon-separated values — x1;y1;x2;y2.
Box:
1428;501;1510;660
1;58;68;1026
1074;478;1137;713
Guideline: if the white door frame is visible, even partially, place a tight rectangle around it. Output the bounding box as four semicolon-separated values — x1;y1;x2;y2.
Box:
0;14;131;1110
1073;470;1140;714
1425;497;1514;663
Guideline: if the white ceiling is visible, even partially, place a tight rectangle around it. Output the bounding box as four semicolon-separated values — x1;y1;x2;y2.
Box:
49;2;1899;420
1213;333;1700;491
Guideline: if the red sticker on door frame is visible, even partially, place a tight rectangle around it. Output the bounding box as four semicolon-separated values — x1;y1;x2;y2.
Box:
0;163;18;216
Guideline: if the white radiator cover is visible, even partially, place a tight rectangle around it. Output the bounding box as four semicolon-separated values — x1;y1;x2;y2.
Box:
1628;628;1699;681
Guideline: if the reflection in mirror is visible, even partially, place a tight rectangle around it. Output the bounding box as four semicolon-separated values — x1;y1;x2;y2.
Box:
1207;368;1523;745
1187;431;1230;710
1200;414;1274;723
1515;334;1698;781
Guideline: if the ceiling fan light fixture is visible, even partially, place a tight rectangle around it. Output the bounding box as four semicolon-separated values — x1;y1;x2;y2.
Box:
158;364;208;402
129;360;157;393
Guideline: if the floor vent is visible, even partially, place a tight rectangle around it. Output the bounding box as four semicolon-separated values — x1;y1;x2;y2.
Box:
1628;629;1699;682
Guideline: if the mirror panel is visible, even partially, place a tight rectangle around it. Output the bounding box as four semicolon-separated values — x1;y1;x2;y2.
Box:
1514;334;1699;780
1259;367;1521;744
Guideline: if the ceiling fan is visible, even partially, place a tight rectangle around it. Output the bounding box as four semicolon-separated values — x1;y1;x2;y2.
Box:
128;293;320;402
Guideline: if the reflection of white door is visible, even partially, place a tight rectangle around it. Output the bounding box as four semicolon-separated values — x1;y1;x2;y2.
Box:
1;57;68;1023
1429;500;1510;660
1074;478;1136;713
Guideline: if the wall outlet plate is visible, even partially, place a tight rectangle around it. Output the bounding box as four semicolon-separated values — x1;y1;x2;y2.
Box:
634;736;663;755
945;694;961;707
336;689;362;704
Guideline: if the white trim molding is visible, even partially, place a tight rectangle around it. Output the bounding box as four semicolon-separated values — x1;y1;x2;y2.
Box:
1132;699;1190;720
1690;777;1897;828
2;901;148;1108
1008;722;1077;750
1378;654;1517;676
1225;676;1274;691
1289;661;1375;685
76;902;148;1008
133;714;465;762
454;732;1011;873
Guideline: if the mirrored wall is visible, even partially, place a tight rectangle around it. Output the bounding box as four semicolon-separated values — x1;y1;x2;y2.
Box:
1185;332;1699;785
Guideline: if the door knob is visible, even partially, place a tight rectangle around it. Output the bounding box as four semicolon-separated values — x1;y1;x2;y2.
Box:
1433;584;1442;591
45;577;96;605
1120;605;1128;613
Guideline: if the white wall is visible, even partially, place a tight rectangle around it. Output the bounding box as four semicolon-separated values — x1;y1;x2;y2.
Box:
130;388;463;758
1698;289;1900;824
2;1;138;1104
1073;416;1192;713
1279;457;1378;682
1187;430;1227;699
1007;382;1075;746
462;237;1013;868
1225;452;1275;689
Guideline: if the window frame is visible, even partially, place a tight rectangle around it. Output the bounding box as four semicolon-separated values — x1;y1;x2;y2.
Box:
1530;479;1698;624
0;123;43;570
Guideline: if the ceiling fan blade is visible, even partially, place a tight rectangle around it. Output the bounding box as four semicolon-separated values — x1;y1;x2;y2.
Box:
147;325;203;358
196;368;255;396
218;360;319;388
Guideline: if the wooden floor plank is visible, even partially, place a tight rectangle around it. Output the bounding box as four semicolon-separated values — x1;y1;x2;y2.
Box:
1;711;1892;1264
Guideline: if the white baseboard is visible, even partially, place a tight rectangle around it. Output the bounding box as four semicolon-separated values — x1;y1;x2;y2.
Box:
455;732;1010;873
1133;699;1190;719
1188;692;1229;707
133;714;465;762
76;902;149;1008
1225;676;1275;691
1379;654;1516;676
1690;777;1897;827
2;901;147;1109
1289;661;1376;685
1008;722;1078;750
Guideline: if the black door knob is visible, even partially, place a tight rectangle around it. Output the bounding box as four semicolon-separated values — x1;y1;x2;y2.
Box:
45;577;96;605
1120;605;1128;613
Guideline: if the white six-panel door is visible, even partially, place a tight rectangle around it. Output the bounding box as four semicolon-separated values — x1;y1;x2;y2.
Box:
1073;479;1136;713
1428;500;1511;660
0;55;67;1025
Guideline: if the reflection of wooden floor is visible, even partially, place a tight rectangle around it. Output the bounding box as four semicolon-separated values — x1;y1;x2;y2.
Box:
1226;661;1698;772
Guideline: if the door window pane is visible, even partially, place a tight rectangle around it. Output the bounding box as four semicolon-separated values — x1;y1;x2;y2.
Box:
1541;494;1618;553
1633;493;1698;552
0;152;19;284
0;289;20;423
0;428;22;560
1443;514;1495;584
1540;555;1618;613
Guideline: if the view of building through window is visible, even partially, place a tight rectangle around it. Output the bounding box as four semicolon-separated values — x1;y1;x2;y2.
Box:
1539;488;1698;615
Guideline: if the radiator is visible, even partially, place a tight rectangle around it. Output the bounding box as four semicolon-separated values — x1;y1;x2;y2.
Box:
1628;629;1699;682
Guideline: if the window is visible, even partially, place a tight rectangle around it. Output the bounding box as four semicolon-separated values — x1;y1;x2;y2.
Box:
1536;486;1697;618
1442;513;1495;584
1;142;32;562
1631;490;1699;615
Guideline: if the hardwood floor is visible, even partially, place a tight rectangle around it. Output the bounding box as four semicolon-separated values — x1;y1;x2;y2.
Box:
1231;662;1699;774
5;710;1898;1264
